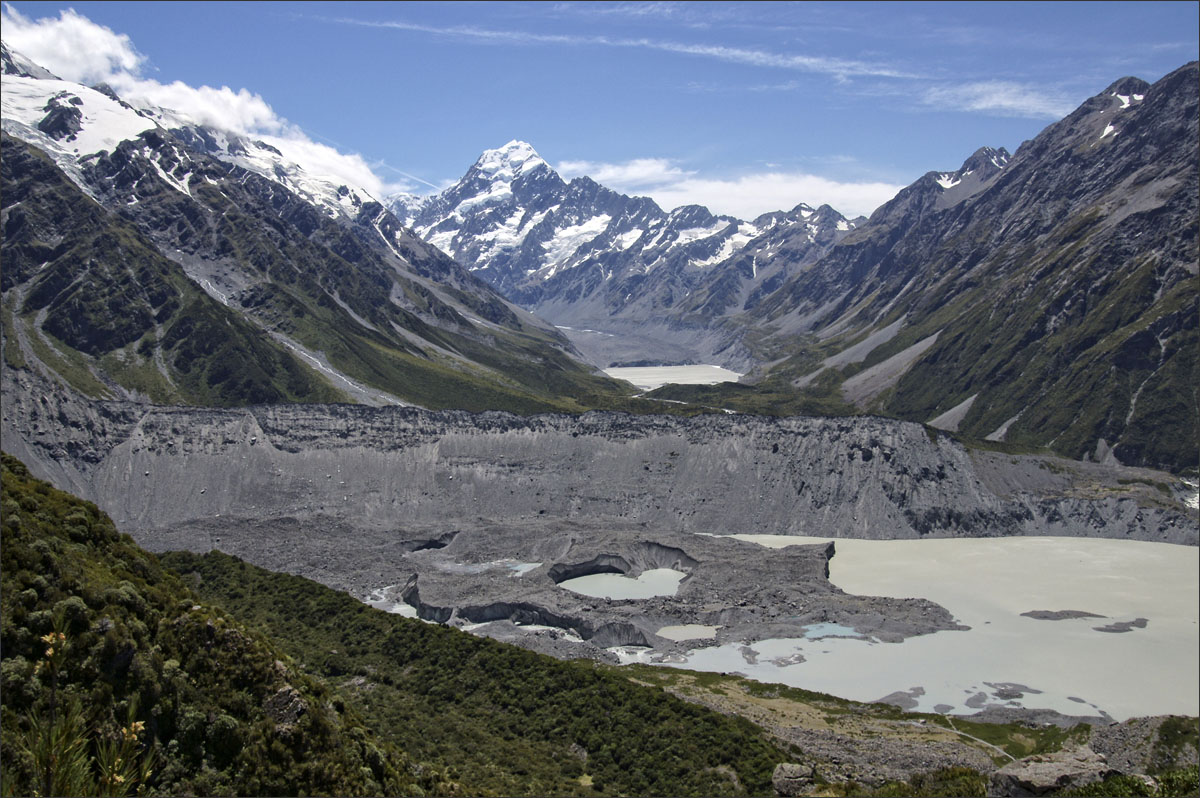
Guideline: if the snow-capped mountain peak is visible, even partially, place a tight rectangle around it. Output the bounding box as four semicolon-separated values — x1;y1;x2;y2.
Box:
387;142;860;343
929;145;1012;209
1;42;379;221
473;139;549;180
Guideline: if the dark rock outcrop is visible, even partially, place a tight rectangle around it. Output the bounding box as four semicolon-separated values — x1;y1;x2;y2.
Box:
37;94;83;140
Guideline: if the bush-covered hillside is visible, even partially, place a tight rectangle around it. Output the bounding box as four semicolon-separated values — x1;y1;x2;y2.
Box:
0;452;435;796
164;550;791;796
1;452;791;796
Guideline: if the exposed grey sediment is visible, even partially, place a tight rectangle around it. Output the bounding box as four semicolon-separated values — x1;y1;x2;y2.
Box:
2;370;1194;663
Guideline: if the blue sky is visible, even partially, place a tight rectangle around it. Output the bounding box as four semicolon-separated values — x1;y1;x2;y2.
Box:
3;1;1197;218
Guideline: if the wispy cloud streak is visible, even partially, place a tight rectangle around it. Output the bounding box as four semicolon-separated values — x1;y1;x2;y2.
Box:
557;157;693;188
322;15;916;79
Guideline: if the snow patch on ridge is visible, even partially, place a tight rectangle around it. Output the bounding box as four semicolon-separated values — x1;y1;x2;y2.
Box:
673;222;730;248
1;73;156;193
541;215;611;271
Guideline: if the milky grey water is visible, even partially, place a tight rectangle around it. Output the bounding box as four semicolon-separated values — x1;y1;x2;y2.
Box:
630;536;1199;721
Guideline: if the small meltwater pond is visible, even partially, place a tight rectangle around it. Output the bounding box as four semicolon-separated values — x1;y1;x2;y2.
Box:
364;585;419;618
798;622;861;639
602;364;742;391
557;568;687;599
657;624;721;641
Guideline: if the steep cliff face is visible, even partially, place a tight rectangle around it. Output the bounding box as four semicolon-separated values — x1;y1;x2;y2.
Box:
4;370;1193;546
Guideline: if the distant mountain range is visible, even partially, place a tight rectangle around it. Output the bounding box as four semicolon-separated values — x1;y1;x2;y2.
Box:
389;141;862;368
390;67;1198;472
2;40;1194;471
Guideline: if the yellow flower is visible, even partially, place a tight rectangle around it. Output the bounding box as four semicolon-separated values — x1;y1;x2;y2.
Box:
40;633;56;644
113;774;125;784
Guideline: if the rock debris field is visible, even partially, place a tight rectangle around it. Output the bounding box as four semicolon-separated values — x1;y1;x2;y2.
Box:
5;373;1196;695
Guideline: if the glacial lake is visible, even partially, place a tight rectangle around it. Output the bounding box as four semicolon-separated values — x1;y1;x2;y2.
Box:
602;364;742;391
625;536;1200;721
557;568;687;599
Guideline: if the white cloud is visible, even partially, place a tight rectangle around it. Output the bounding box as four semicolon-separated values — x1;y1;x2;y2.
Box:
554;157;902;219
0;4;412;198
922;81;1075;119
0;5;143;82
644;172;902;219
117;79;285;134
557;157;693;188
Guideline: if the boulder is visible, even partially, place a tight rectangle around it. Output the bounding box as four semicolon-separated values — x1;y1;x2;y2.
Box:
773;762;818;796
988;746;1120;796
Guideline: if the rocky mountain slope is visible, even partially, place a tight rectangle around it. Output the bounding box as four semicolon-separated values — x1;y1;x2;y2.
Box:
715;64;1197;473
1;43;629;413
390;141;861;368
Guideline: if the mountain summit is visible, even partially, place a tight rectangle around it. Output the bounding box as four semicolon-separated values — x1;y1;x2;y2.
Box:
474;139;551;179
390;145;860;367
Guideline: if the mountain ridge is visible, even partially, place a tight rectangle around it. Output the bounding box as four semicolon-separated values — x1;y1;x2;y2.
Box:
388;140;863;368
1;43;635;414
732;61;1198;471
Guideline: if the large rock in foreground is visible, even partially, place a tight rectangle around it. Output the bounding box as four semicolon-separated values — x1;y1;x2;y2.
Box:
988;746;1119;796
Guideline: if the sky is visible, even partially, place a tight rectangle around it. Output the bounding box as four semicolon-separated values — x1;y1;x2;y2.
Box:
2;1;1197;219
